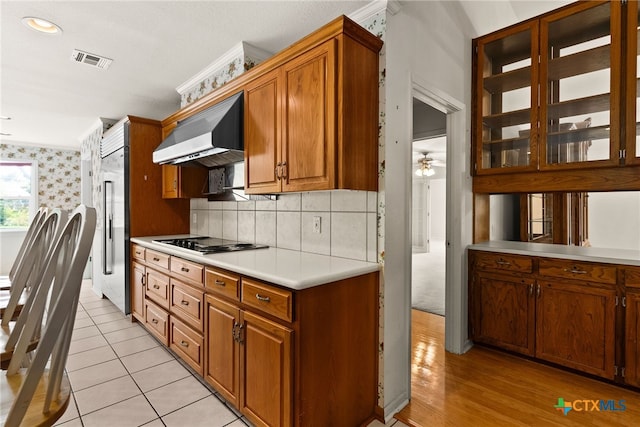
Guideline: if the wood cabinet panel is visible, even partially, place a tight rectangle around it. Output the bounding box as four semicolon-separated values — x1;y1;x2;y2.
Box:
241;278;293;323
474;252;533;274
205;268;240;301
132;244;145;261
170;316;204;375
161;165;207;199
145;270;170;310
625;266;640;288
204;295;240;408
535;280;616;379
625;291;640;387
145;249;170;271
145;300;169;346
131;261;145;322
170;279;204;332
170;256;204;284
473;272;535;355
239;310;292;427
538;259;617;285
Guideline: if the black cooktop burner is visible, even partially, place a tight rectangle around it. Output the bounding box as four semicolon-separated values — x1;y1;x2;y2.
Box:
153;237;268;254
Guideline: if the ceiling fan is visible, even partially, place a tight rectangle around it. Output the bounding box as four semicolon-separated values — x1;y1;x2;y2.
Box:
415;152;441;177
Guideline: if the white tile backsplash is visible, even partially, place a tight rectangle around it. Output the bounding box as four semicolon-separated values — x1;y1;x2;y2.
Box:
332;190;367;212
276;211;301;250
237;210;256;243
192;190;377;262
331;212;367;261
222;210;238;240
255;211;276;246
301;212;331;255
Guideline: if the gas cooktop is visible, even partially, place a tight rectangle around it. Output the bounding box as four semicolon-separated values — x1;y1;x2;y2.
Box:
153;236;268;254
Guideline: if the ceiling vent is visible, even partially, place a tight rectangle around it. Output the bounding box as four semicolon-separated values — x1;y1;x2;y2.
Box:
71;49;112;70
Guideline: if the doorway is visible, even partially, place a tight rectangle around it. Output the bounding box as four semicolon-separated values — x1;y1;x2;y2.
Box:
411;99;446;316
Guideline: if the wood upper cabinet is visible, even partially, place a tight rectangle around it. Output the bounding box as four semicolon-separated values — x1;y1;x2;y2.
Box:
245;33;380;194
161;164;208;199
535;280;616;379
626;0;640;165
473;0;626;176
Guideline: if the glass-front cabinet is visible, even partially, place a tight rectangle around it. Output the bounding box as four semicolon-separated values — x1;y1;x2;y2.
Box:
473;0;629;174
627;0;640;164
475;22;538;173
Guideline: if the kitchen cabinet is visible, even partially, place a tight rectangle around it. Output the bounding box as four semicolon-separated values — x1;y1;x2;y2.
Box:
131;260;145;322
625;267;640;387
626;0;640;166
170;316;204;375
473;1;623;176
161;164;208;199
469;250;622;381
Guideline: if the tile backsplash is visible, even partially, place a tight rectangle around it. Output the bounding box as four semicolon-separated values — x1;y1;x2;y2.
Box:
190;191;378;263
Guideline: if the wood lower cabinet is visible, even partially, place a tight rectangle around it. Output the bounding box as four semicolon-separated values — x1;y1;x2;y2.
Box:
472;272;535;356
469;249;628;384
131;261;145;322
625;267;640;387
535;280;616;379
170;316;204;375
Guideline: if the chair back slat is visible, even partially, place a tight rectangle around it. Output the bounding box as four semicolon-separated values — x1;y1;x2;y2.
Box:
3;205;96;427
7;207;48;281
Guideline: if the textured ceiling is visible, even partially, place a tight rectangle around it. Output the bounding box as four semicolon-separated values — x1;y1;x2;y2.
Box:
0;1;571;150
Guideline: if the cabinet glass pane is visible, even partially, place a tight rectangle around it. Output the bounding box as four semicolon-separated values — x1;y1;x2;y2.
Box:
545;2;611;165
480;28;532;170
636;7;640;157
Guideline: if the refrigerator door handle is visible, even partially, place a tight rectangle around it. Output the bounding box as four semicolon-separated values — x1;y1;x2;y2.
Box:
103;180;113;275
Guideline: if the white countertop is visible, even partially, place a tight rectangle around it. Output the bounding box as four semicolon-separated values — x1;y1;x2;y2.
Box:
469;240;640;266
131;236;380;290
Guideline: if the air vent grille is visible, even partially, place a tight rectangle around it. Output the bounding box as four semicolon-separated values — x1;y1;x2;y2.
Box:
71;49;113;70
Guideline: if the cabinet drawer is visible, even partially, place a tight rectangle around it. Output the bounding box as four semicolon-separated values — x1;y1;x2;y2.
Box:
132;244;145;261
205;268;240;301
242;278;293;322
171;257;204;284
146;270;170;310
170;317;204;375
171;279;204;332
145;300;169;346
474;252;532;274
539;259;617;285
146;249;170;270
625;267;640;289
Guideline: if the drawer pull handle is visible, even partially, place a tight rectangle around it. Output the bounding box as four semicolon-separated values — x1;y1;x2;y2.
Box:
536;284;541;298
529;284;533;296
180;340;189;347
496;260;511;266
181;267;189;272
153;257;160;262
151;318;158;324
214;280;226;287
180;300;189;306
564;267;587;274
255;293;271;302
153;284;160;290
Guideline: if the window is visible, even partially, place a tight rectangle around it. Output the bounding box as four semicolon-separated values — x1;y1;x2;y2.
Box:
0;160;38;228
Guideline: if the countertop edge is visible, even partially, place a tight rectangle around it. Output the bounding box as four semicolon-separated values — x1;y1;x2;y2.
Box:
131;236;381;290
468;241;640;267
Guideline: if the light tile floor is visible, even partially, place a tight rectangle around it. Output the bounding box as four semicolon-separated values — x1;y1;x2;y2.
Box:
54;281;407;427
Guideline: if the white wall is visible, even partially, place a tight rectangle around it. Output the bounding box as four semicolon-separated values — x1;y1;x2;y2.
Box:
429;177;446;242
383;0;474;418
0;230;26;275
588;192;640;250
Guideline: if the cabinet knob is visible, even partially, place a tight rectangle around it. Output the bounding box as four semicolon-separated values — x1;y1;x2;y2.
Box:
180;300;189;306
151;318;158;324
153;257;160;262
153;284;160;290
180;340;189;347
181;266;189;272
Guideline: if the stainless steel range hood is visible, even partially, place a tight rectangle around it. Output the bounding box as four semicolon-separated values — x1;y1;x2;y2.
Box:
153;91;243;167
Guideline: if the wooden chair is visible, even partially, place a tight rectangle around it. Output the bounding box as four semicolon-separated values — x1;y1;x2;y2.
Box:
0;207;48;291
0;209;66;322
0;205;96;427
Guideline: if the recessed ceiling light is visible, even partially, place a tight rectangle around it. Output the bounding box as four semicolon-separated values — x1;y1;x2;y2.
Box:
0;116;11;120
0;133;12;136
22;16;62;35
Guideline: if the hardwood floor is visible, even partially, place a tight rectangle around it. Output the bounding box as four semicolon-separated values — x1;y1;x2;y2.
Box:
395;310;640;426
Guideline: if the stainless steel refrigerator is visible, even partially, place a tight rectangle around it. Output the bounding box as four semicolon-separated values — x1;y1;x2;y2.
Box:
101;121;129;314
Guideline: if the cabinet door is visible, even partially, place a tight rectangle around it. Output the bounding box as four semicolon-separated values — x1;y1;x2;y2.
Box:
205;295;240;408
131;261;145;322
539;1;621;170
535;280;616;378
281;40;336;192
626;0;640;165
245;68;282;194
474;21;539;174
472;272;535;355
626;291;640;387
162;165;179;198
239;311;292;427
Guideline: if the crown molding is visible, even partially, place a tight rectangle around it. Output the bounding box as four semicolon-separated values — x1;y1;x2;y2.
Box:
348;0;401;24
176;41;273;95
